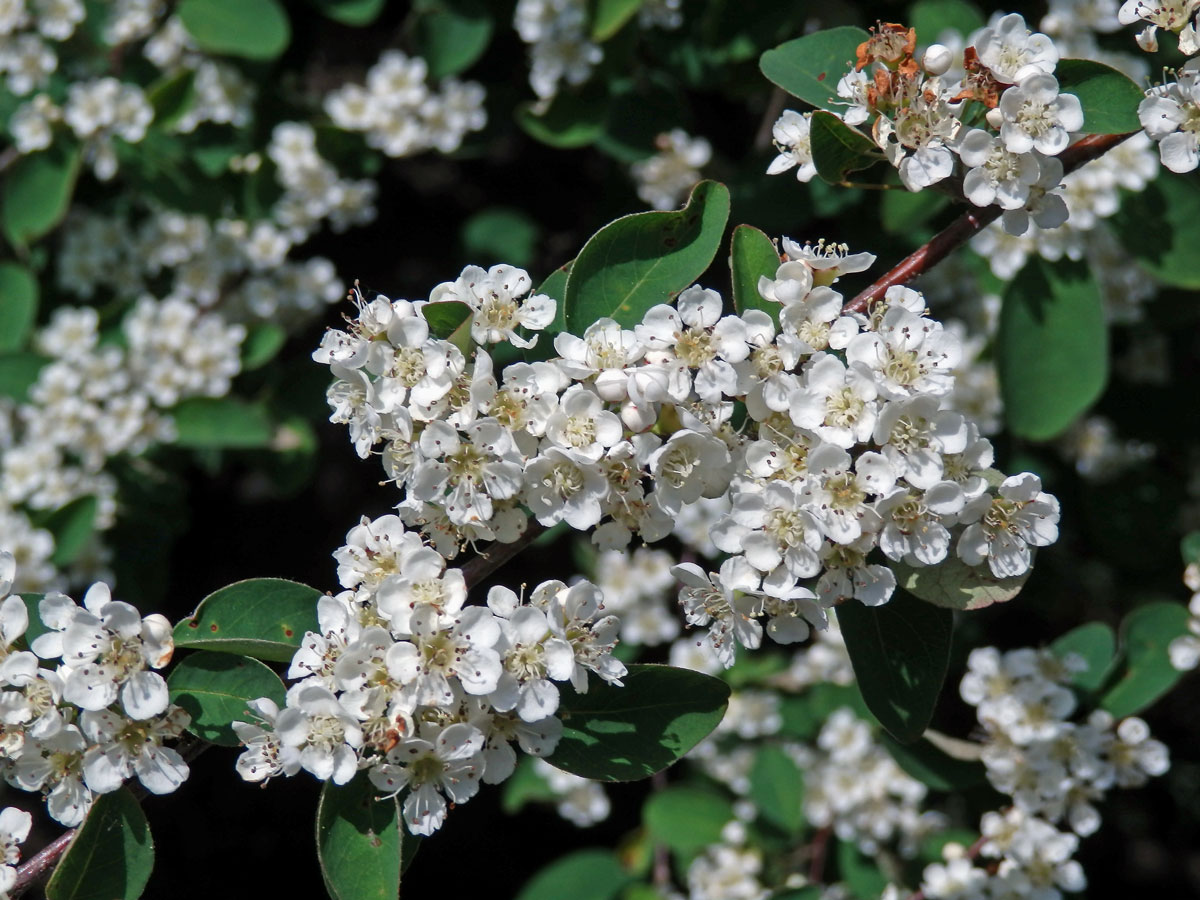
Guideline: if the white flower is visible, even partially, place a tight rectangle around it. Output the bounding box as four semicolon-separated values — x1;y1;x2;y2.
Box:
1138;62;1200;174
975;13;1060;83
276;684;363;784
368;722;485;835
998;74;1084;156
957;128;1042;209
789;352;879;449
767;110;817;181
386;605;503;707
957;473;1061;577
672;559;764;668
428;264;556;349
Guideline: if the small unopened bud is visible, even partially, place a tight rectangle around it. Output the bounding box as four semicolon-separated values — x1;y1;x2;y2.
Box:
922;43;954;76
985;107;1005;129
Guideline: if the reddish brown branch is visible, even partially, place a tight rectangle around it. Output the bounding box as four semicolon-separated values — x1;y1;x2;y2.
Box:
841;132;1138;315
460;520;548;589
11;829;75;897
808;825;832;884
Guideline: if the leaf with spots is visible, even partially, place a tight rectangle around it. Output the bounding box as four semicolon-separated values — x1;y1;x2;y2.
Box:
173;578;320;663
563;180;730;334
167;651;287;746
316;772;403;900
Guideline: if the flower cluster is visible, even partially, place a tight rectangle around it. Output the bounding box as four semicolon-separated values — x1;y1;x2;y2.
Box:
324;50;486;158
770;13;1089;237
1;297;245;593
630;129;712;210
1119;0;1200;53
317;246;1059;668
1138;58;1200;174
513;0;682;102
0;550;191;828
0;805;32;900
918;645;1171;899
232;514;625;837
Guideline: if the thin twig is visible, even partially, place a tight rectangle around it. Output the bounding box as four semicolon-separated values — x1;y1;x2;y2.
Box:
460;520;548;590
809;825;831;884
841;131;1138;316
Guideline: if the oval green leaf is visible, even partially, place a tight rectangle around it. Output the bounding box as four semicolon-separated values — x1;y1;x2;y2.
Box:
516;849;632;900
170;396;274;448
241;322;287;370
759;27;869;110
147;69;196;131
316;772;402;900
1183;531;1200;566
643;786;734;856
1055;59;1144;135
880;732;987;791
462;207;541;268
836;590;954;744
1051;621;1117;692
411;0;493;79
592;0;643;40
1100;601;1191;718
42;495;98;567
306;0;384;25
997;258;1107;441
0;263;38;351
894;554;1030;611
0;351;49;402
1112;172;1200;288
45;789;153;900
730;224;780;318
517;81;611;149
564;180;731;334
910;0;985;40
173;577;321;662
749;744;805;835
177;0;291;60
421;299;475;355
2;142;82;247
547;663;731;781
167;651;287;746
810;110;879;184
837;839;891;900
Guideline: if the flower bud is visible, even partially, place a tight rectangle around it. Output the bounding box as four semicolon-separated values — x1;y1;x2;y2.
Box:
922;43;954;76
986;106;1005;129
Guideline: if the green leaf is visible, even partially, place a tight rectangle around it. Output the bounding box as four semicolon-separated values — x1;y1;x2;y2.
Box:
547;664;731;781
643;787;734;856
2;142;82;246
462;207;541;268
147;69;196;130
241;322;287;370
592;0;643;41
759;27;869;110
836;591;953;744
316;772;402;900
564;180;731;334
837;840;890;900
1112;173;1200;289
45;789;153;900
909;0;985;40
177;0;291;60
516;849;632;900
0;263;38;351
411;0;493;79
1183;532;1200;566
1100;601;1191;718
749;744;805;835
997;258;1107;441
0;351;48;401
729;224;779;318
517;83;610;150
894;555;1031;611
42;495;98;567
881;186;948;235
167;652;287;746
880;733;986;791
173;577;321;662
1055;59;1144;135
306;0;385;25
17;593;50;648
170;397;274;448
1051;622;1117;693
421;300;475;355
778;683;870;740
810;111;878;184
